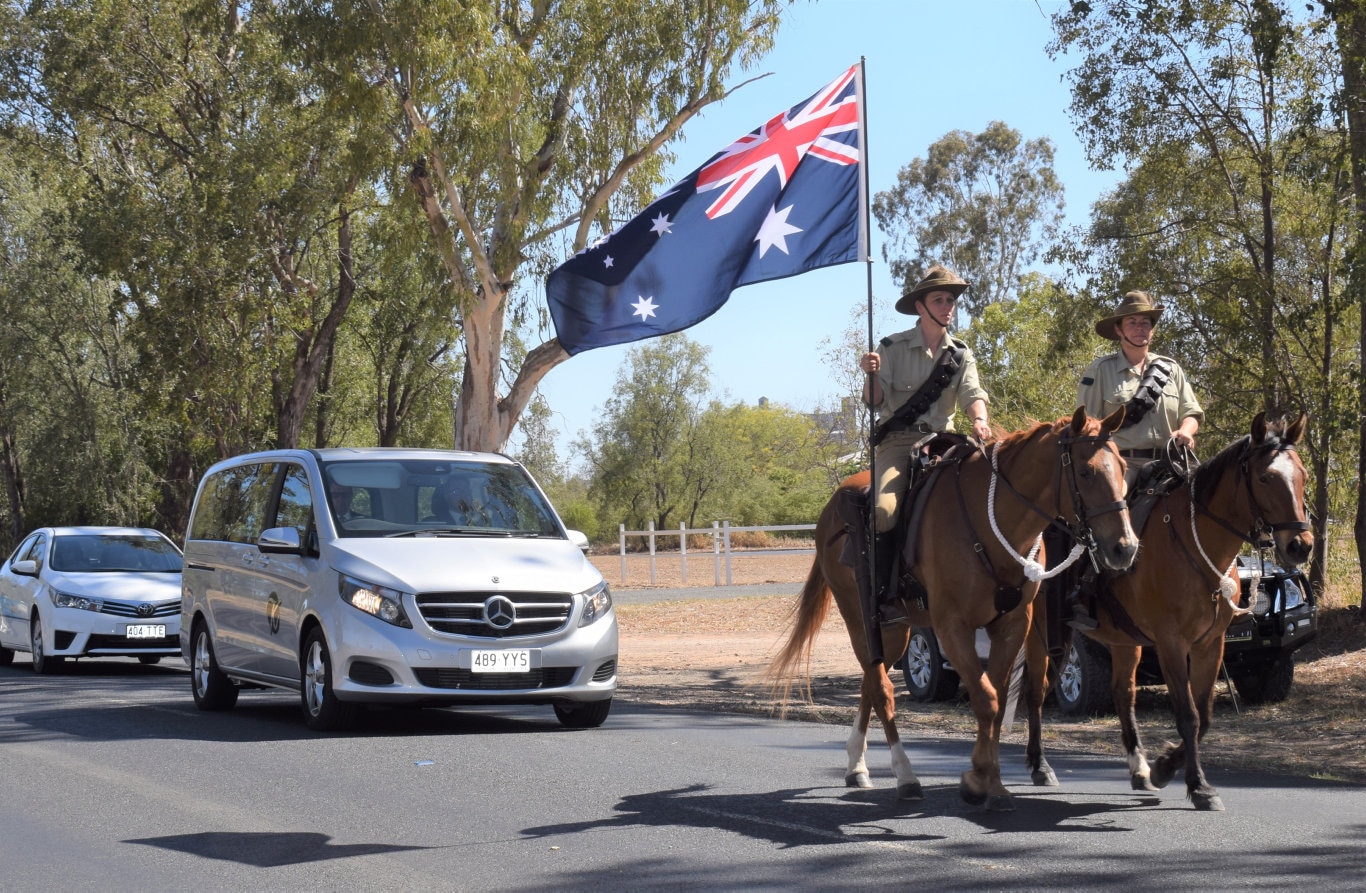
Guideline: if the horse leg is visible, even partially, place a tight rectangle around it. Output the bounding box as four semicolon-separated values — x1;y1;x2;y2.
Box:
939;622;1013;811
844;687;874;789
1109;645;1157;791
1023;622;1058;787
856;659;923;800
1149;644;1223;810
1179;639;1227;811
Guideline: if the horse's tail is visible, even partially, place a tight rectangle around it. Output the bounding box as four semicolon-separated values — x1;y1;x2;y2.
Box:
764;548;834;717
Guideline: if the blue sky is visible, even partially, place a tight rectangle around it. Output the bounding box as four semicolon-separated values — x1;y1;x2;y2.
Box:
530;0;1120;468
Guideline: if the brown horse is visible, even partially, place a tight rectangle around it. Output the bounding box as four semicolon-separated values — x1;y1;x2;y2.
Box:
1020;412;1312;811
769;407;1138;812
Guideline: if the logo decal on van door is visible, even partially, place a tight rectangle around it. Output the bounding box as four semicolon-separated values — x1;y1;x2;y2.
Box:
266;593;282;634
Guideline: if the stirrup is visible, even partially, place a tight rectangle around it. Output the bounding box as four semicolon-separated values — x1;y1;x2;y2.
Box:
878;598;910;627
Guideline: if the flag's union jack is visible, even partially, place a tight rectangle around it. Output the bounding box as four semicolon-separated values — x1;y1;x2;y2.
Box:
546;64;865;355
696;67;860;219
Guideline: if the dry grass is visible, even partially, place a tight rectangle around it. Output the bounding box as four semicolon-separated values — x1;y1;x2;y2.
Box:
601;552;1366;786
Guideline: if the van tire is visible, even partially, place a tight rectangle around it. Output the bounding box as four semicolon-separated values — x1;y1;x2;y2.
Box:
191;622;239;711
301;628;360;732
554;697;612;729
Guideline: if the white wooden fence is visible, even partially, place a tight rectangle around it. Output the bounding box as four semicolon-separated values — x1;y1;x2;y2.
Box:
615;521;816;586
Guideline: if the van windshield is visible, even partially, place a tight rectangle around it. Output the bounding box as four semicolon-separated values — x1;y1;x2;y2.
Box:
318;458;564;538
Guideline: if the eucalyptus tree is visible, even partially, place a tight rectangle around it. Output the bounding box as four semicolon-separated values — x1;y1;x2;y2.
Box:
278;0;786;452
1050;0;1339;411
872;121;1065;318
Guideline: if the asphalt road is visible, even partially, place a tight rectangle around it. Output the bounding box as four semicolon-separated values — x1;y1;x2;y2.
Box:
2;656;1363;891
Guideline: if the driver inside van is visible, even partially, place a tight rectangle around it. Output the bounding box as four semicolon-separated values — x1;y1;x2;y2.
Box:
328;483;358;523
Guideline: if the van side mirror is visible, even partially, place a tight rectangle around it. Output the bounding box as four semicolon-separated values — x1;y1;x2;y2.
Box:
258;527;302;555
10;559;38;577
566;530;590;554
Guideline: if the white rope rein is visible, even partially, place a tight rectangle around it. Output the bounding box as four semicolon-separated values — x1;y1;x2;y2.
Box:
987;443;1086;582
1188;477;1240;602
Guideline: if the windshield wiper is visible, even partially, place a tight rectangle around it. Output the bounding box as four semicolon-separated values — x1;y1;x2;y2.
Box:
384;527;480;537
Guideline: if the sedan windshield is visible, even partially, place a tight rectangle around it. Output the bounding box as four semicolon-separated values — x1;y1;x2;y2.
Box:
50;535;183;573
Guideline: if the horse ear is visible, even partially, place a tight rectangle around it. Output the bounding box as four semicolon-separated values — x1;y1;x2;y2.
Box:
1070;405;1087;434
1285;412;1308;445
1251;411;1268;443
1100;405;1125;433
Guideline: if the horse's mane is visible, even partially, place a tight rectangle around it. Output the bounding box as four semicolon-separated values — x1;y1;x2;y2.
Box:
993;415;1085;454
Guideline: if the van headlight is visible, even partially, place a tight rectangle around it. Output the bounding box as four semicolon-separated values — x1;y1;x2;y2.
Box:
339;575;412;628
52;589;103;612
578;579;612;627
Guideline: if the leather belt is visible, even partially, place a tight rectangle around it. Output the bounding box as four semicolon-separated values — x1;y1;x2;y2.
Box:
1120;448;1160;460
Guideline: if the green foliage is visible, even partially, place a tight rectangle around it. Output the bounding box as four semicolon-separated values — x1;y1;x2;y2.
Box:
872;121;1065;317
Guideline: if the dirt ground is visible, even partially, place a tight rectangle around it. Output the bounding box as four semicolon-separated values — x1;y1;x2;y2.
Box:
595;550;1366;786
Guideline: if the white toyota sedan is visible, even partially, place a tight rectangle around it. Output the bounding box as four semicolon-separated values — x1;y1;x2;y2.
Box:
0;526;183;673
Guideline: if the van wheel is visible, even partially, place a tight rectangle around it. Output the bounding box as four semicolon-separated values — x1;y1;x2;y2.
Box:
301;629;360;732
554;698;612;729
191;622;238;711
30;612;64;675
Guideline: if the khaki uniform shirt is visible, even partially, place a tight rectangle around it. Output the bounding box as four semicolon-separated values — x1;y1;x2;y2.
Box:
1077;351;1203;451
874;326;989;431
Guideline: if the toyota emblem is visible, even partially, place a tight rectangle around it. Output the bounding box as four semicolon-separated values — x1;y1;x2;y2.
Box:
483;595;516;630
136;603;155;617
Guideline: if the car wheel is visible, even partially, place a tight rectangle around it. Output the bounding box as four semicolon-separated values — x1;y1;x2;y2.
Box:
191;622;239;711
554;698;612;729
138;655;161;666
899;626;960;702
1053;635;1113;717
1232;654;1295;705
301;628;360;732
0;645;13;667
30;612;64;675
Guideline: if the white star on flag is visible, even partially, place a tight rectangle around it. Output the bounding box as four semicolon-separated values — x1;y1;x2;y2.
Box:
603;256;614;268
631;296;659;320
754;204;803;257
649;213;674;236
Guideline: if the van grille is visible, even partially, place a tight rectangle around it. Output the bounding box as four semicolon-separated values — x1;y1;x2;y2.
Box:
412;667;577;690
414;591;573;639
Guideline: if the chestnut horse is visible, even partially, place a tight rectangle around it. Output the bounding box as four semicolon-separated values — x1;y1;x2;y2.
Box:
1020;412;1312;811
769;407;1138;812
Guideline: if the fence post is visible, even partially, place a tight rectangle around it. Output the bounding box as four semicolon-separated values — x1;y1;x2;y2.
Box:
712;521;721;586
618;523;626;585
679;522;688;585
647;520;657;586
723;520;733;586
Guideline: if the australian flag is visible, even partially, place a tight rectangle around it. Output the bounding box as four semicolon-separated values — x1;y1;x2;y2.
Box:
547;64;866;355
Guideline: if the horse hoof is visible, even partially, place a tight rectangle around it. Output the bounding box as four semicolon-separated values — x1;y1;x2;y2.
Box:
958;778;988;806
896;781;924;801
986;794;1016;813
1192;791;1225;812
1131;774;1159;792
1032;767;1059;787
1148;762;1176;790
845;771;872;789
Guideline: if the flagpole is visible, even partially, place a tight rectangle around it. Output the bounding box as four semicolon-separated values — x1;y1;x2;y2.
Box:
856;56;883;665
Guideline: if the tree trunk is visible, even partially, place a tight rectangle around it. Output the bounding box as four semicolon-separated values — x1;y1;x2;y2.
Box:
1332;0;1366;603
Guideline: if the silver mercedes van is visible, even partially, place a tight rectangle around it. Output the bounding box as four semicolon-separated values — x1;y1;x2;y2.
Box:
180;448;617;731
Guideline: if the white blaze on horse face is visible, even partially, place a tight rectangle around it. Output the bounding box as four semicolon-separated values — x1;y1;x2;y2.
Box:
1268;449;1301;509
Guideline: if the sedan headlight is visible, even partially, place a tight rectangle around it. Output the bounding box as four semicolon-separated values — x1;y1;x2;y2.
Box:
578;579;612;627
339;575;412;628
52;589;103;612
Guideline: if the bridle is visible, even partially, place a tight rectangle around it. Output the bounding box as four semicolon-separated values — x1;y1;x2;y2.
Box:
1194;439;1310;550
985;427;1128;580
